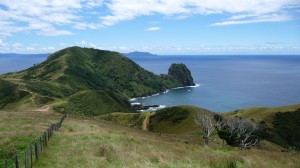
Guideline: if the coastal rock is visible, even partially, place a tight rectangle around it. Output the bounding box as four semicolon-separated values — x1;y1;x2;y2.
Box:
168;63;195;86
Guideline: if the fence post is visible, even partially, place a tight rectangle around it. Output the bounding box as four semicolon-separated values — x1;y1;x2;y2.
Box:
25;149;28;168
5;159;8;168
1;114;67;168
44;132;47;147
15;155;19;168
40;137;43;152
30;145;33;168
35;142;38;160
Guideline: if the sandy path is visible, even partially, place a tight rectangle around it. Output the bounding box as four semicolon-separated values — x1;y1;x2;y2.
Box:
142;112;155;131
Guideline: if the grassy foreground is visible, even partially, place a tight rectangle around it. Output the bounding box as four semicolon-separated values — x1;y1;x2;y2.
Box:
34;118;300;168
0;111;61;160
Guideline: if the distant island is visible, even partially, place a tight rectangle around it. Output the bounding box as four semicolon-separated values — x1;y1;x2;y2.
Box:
123;51;158;57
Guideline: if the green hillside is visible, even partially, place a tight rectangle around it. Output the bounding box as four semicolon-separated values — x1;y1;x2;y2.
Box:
148;106;214;134
224;104;300;126
2;47;192;98
51;90;133;116
99;112;147;129
98;106;215;134
0;47;195;115
225;104;300;149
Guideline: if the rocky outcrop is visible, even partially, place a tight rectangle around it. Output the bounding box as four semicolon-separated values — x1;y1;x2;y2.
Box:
168;63;195;86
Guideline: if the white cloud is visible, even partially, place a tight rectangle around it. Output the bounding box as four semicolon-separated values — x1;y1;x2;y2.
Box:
146;27;161;31
42;47;55;51
211;13;293;26
89;43;97;48
0;0;103;37
0;0;299;38
81;40;87;45
12;43;22;48
27;47;36;51
119;46;128;50
99;0;300;27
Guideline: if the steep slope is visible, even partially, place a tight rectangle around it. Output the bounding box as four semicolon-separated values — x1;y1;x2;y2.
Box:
168;63;195;86
0;47;195;114
52;90;132;116
2;47;193;98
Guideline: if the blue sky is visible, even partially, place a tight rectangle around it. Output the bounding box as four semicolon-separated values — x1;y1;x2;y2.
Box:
0;0;300;55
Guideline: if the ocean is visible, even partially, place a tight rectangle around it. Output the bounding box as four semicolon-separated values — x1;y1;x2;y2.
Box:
1;54;300;112
129;55;300;112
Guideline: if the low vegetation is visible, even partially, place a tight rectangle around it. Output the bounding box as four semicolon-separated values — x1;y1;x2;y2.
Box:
52;90;133;116
148;106;210;134
33;118;300;168
0;111;61;161
272;109;300;149
225;104;300;150
98;112;146;129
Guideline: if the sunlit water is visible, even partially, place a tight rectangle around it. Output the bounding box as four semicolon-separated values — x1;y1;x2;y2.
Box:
129;55;300;112
1;54;300;112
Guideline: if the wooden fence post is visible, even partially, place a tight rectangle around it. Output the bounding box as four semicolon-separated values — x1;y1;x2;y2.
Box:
5;159;8;168
15;155;19;168
1;114;67;168
25;149;28;168
30;145;33;168
35;142;38;160
40;137;43;152
44;132;47;147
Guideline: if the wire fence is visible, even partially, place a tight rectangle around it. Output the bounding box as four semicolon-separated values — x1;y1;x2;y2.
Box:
0;114;66;168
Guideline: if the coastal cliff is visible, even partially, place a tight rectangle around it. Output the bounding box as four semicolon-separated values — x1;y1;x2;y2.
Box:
168;63;195;86
0;47;194;115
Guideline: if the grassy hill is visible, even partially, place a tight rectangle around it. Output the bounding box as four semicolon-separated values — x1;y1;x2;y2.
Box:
1;47;189;98
99;105;300;151
98;106;214;134
99;112;147;129
1;109;299;167
225;104;300;149
0;47;195;115
148;106;213;134
51;90;133;116
224;104;300;126
32;117;300;168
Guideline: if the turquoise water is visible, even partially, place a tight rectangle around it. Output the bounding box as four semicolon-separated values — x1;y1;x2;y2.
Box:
129;55;300;112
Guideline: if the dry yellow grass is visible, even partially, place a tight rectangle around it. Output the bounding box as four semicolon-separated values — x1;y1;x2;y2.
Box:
34;118;300;168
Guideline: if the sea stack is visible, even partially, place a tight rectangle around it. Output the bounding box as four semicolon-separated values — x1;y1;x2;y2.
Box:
168;63;195;86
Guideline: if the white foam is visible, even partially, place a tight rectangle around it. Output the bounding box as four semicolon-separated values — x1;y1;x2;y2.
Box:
159;105;166;108
130;98;137;101
189;83;200;88
129;83;200;101
137;105;167;112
